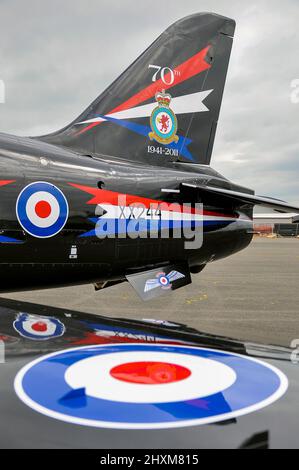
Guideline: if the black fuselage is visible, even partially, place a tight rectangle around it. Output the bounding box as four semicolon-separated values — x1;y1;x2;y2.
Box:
0;132;253;292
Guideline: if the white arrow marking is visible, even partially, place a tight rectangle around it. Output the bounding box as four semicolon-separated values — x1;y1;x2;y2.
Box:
75;90;213;126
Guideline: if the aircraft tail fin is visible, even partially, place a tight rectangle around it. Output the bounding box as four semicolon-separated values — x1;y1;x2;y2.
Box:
40;13;235;165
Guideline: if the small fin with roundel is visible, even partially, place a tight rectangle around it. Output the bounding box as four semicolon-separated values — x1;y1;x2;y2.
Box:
126;263;191;301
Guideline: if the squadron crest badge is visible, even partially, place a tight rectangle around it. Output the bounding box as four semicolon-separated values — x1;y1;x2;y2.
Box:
149;90;179;145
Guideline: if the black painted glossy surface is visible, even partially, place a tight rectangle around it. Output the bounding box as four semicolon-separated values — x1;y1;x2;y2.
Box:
0;298;297;449
0;131;253;292
0;13;256;293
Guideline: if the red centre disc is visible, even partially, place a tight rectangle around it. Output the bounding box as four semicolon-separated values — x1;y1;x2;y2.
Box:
32;322;48;332
110;361;191;385
35;200;51;219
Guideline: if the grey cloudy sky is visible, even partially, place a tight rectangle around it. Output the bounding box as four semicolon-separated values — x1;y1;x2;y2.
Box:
0;0;299;203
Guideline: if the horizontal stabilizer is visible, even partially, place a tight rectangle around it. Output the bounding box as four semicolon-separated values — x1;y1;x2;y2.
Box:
181;183;299;214
126;263;191;301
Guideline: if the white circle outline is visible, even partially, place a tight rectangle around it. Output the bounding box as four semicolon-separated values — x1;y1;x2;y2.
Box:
25;192;60;228
18;319;57;337
16;181;69;239
14;343;289;430
65;351;236;403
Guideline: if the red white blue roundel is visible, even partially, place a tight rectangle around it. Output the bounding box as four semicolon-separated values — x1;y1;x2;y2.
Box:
14;344;288;429
13;314;65;341
16;182;69;238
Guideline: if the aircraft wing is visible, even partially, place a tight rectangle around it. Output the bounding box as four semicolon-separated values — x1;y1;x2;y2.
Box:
181;183;299;213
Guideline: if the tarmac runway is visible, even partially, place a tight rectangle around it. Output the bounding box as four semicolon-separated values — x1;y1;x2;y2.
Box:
1;238;299;347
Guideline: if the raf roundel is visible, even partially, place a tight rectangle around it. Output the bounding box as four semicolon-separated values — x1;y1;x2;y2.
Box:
14;343;288;429
158;275;169;287
13;313;65;341
16;182;69;238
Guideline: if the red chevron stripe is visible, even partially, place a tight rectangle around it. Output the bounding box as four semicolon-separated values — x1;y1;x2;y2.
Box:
78;45;211;135
109;46;211;115
0;180;15;187
69;183;236;219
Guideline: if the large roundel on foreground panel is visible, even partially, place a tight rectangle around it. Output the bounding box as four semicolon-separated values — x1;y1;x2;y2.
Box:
16;182;69;238
14;344;288;429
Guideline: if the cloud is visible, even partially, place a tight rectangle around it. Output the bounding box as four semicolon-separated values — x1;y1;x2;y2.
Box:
0;0;298;202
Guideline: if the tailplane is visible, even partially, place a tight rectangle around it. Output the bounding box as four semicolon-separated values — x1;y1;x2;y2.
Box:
40;13;235;165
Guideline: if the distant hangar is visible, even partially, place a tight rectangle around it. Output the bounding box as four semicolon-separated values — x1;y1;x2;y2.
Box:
254;213;299;237
254;213;299;224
